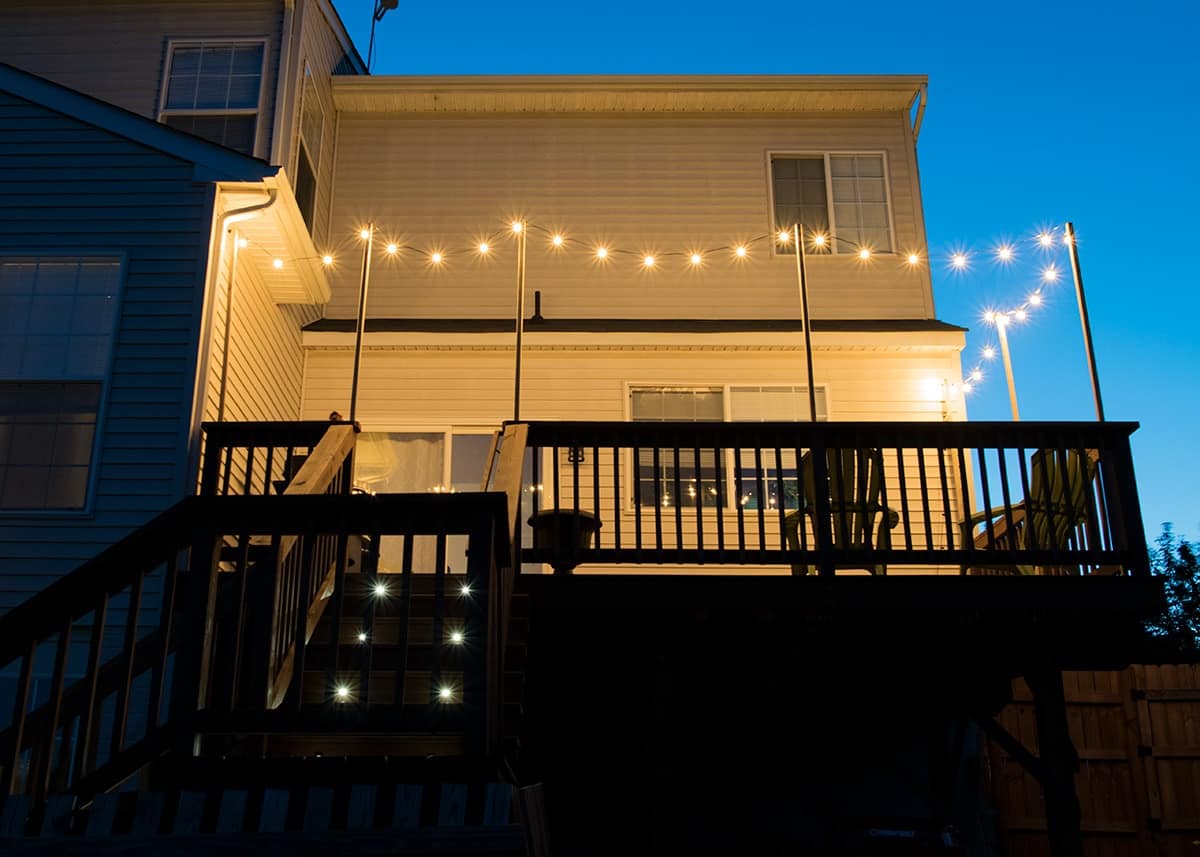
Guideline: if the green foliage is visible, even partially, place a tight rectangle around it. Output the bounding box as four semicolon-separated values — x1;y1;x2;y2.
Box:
1146;525;1200;657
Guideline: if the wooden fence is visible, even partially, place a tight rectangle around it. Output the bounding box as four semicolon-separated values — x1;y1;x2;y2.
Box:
987;664;1200;856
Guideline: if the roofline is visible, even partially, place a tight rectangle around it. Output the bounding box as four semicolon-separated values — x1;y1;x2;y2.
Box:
304;318;966;334
332;73;927;112
0;62;279;180
312;0;368;75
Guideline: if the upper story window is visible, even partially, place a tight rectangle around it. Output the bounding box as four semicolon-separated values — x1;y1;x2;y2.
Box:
294;64;324;231
159;41;266;156
771;154;893;255
0;259;121;510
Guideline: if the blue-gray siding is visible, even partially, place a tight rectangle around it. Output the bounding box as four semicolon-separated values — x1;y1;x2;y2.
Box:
0;90;214;611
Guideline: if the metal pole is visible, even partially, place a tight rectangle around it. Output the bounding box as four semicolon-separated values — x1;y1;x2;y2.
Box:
1065;222;1105;421
996;316;1020;421
513;223;527;423
216;227;240;422
349;222;374;423
792;224;818;422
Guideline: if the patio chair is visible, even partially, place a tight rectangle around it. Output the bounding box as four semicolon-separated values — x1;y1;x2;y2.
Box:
959;448;1095;576
785;447;899;576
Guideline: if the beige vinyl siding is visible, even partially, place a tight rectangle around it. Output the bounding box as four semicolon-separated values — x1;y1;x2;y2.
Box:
326;111;932;321
0;0;283;159
301;342;967;574
274;0;349;250
200;227;315;427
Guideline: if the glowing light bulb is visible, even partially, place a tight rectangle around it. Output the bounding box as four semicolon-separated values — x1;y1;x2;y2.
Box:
643;255;655;268
996;244;1015;262
962;382;974;394
359;228;371;240
689;253;702;266
511;221;523;234
595;247;608;260
478;242;489;254
449;630;465;645
236;237;248;249
983;346;996;360
984;311;997;324
322;254;333;266
269;258;282;270
335;685;350;701
373;582;388;597
906;253;921;266
950;252;968;270
858;248;871;260
459;583;472;597
386;243;398;255
1037;232;1054;248
812;234;827;247
778;230;791;243
430;252;443;264
357;631;367;642
1013;309;1028;321
734;246;748;258
1041;265;1059;283
438;686;454;701
970;369;983;382
551;234;564;247
1028;292;1043;306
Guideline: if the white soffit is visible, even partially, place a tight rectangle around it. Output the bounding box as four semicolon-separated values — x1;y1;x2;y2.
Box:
220;177;331;304
332;75;927;114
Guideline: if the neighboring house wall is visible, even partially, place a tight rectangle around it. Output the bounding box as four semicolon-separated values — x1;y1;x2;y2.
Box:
324;110;932;320
0;0;284;159
0;89;215;611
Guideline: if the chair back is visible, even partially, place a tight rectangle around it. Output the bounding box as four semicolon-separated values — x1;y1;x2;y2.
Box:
802;447;888;549
1026;448;1092;550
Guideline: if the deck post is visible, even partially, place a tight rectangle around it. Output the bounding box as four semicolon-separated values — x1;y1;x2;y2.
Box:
1028;669;1083;857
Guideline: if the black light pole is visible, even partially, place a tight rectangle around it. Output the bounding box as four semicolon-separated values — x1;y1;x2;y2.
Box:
1064;222;1105;421
349;223;374;423
791;223;818;422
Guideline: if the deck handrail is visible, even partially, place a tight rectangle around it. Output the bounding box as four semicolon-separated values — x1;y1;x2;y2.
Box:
506;419;1149;577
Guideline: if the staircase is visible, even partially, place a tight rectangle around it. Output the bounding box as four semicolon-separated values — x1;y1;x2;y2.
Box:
0;422;543;852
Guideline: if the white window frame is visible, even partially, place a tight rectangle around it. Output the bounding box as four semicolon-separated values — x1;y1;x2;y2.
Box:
621;382;832;513
766;151;898;257
293;60;325;229
157;38;270;157
0;256;124;516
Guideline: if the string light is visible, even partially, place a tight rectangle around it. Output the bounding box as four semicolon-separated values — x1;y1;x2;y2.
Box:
643;255;656;268
551;234;564;247
438;686;456;702
478;242;490;254
386;243;398;255
430;252;443;264
1037;231;1054;248
511;221;523;234
811;233;827;248
995;244;1015;263
983;346;996;360
357;631;368;642
459;582;472;597
858;248;871;260
237;237;249;249
335;685;351;701
448;629;465;645
359;228;371;240
595;246;609;260
734;245;748;258
373;581;388;597
950;252;968;270
322;254;334;266
272;258;283;269
778;230;791;243
689;253;703;266
906;252;921;266
1041;264;1059;283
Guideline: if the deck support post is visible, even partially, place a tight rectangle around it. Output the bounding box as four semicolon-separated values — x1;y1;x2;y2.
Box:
1028;669;1083;857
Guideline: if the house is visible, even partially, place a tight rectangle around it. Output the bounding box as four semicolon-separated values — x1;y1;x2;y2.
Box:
0;3;1161;855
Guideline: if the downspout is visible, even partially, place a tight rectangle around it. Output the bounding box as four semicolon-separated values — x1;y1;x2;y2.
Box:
215;190;279;421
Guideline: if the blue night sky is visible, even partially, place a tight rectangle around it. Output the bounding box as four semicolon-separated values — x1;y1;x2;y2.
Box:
333;0;1200;540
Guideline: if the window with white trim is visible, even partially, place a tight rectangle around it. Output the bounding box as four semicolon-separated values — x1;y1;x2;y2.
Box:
771;154;892;255
730;385;827;511
294;64;323;231
0;258;121;510
629;385;828;509
160;41;266;156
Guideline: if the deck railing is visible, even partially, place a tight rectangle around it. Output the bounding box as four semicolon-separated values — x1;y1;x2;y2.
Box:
0;422;510;819
495;420;1149;576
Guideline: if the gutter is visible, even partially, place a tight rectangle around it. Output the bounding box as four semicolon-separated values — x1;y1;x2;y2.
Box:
185;188;280;491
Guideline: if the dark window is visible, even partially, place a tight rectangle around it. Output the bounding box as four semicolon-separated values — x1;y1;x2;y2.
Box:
0;382;101;510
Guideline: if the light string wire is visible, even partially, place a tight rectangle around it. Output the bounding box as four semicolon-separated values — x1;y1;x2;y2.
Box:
243;218;1075;398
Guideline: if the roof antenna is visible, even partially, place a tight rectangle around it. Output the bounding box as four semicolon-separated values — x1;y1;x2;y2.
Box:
367;0;400;73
